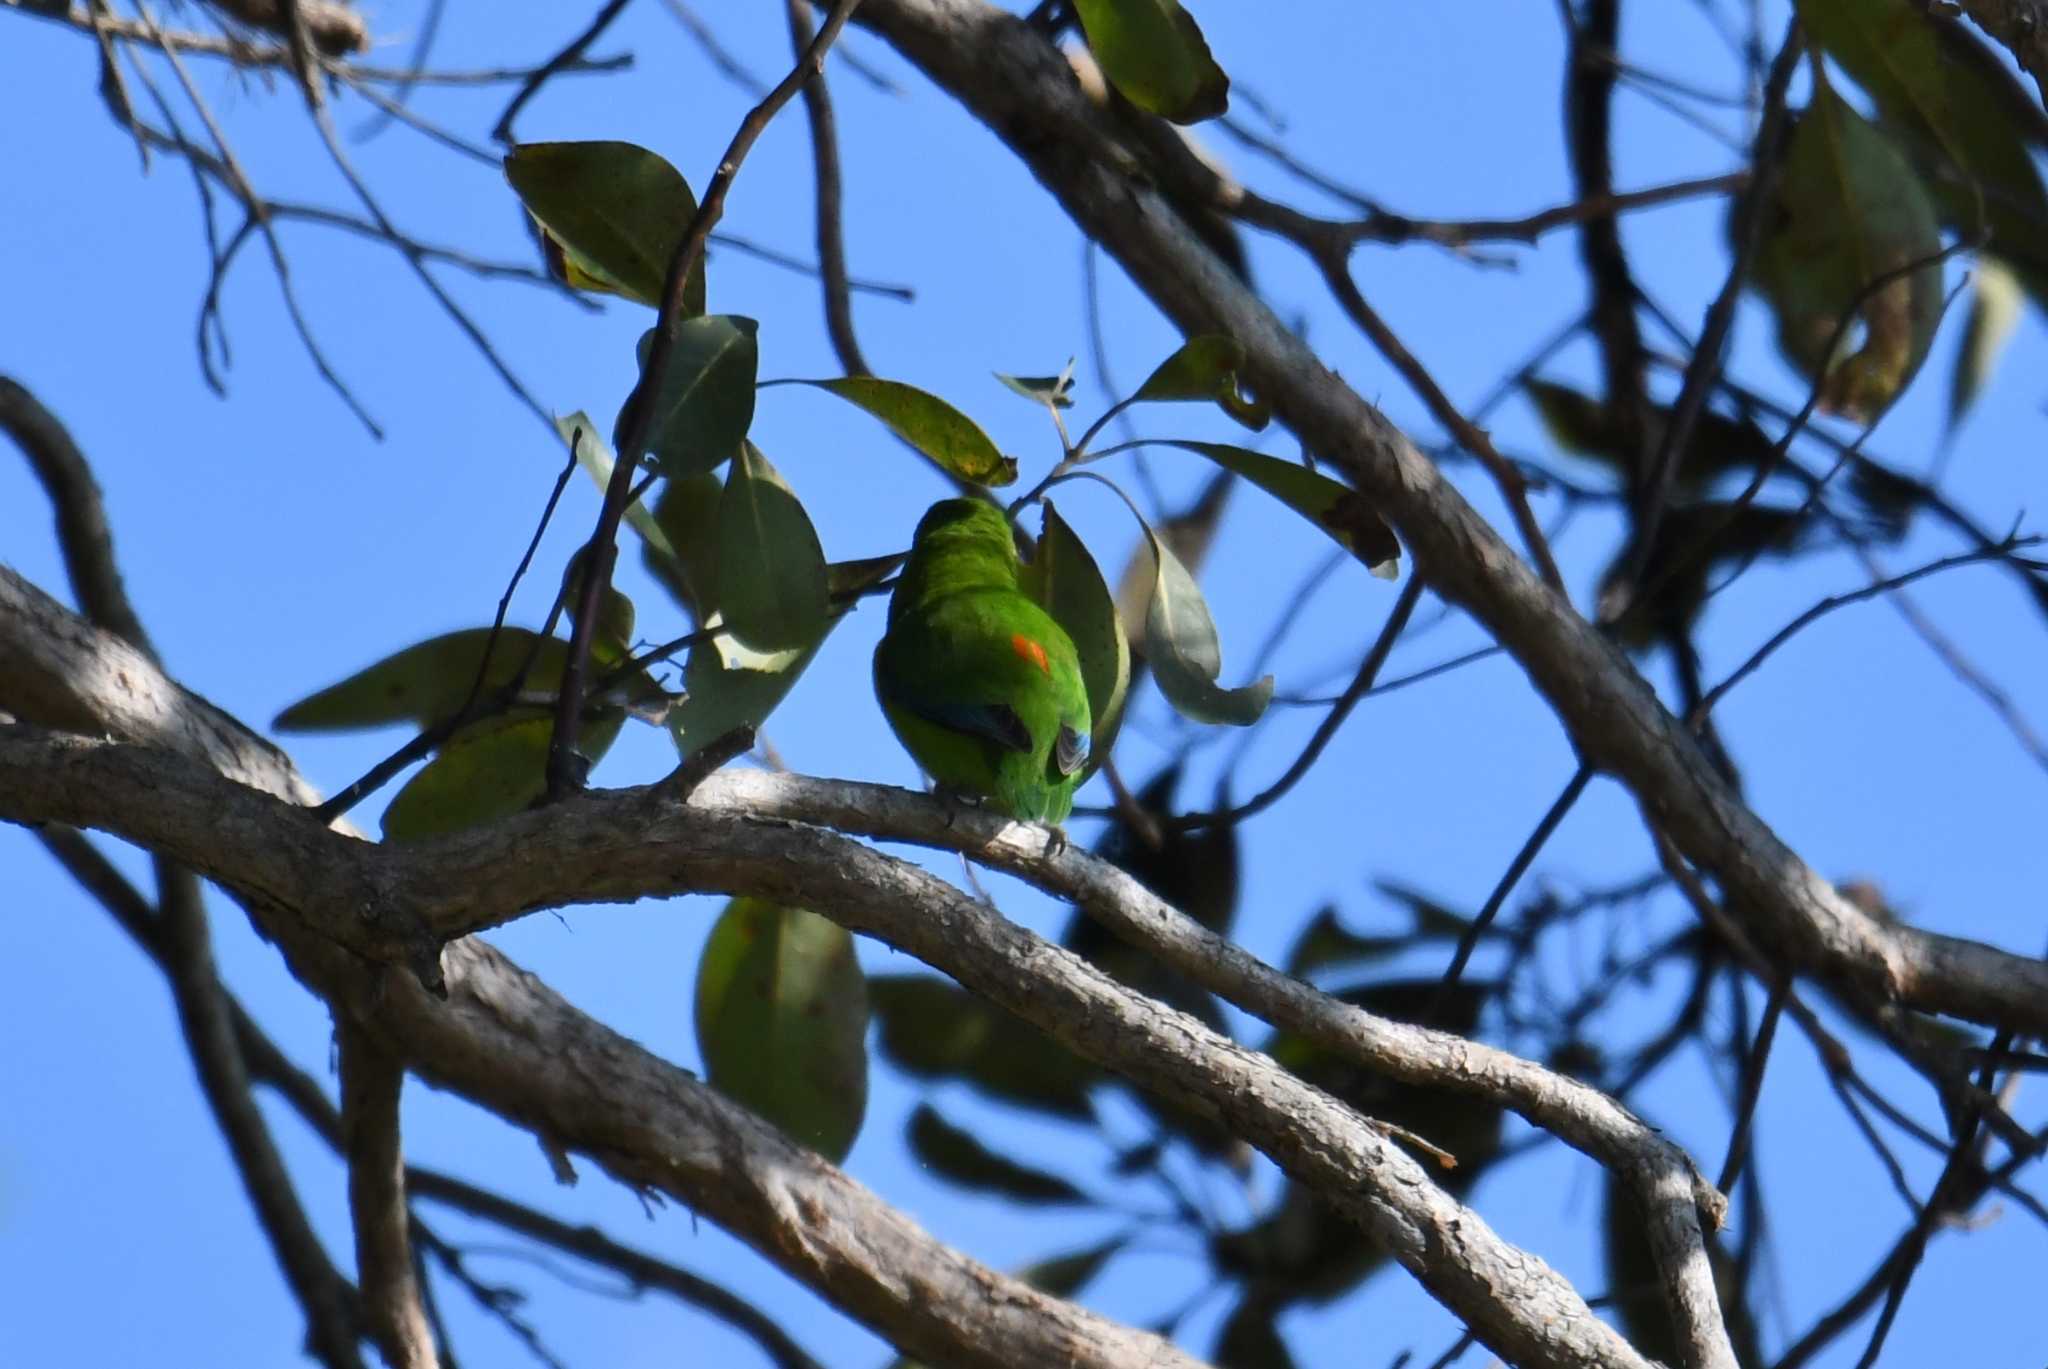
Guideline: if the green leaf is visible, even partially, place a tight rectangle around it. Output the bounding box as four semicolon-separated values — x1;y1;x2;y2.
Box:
906;1104;1089;1206
1947;257;2023;436
1155;441;1400;577
716;441;830;653
667;630;820;758
694;897;869;1162
1132;334;1268;430
1750;78;1946;420
626;317;760;477
275;629;565;732
662;556;884;759
762;377;1018;486
561;412;683;568
994;361;1076;410
1113;472;1231;669
381;710;625;843
644;471;724;623
1139;513;1273;726
868;973;1096;1119
1017;501;1129;778
1073;0;1230;124
503;141;706;312
1797;1;2048;306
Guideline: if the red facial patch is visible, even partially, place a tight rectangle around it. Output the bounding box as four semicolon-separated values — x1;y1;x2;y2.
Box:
1010;632;1051;675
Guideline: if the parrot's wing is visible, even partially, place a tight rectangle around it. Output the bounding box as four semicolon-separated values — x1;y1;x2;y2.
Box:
876;665;1035;754
1053;722;1087;777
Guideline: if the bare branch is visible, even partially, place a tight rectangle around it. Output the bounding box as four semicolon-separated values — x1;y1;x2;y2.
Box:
787;0;872;376
339;1021;438;1369
841;0;2048;1046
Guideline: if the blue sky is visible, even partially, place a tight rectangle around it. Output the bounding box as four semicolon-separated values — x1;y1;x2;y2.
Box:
3;2;2046;1366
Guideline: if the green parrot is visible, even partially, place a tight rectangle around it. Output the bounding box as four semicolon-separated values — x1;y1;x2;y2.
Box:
873;499;1091;824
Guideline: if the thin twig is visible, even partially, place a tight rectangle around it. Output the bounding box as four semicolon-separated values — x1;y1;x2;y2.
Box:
787;0;870;376
1438;766;1595;999
548;0;867;795
1316;258;1566;591
490;0;635;146
1177;570;1426;830
1693;538;2044;724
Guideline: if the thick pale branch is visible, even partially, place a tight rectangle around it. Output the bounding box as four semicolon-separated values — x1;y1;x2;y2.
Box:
3;726;1654;1369
844;0;2048;1039
0;589;1198;1369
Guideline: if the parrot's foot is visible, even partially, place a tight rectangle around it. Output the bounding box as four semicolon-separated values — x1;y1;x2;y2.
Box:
1040;824;1069;860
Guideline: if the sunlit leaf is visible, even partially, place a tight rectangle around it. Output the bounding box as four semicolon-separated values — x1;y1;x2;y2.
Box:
1750;78;1945;419
624;317;759;476
1154;441;1400;576
716;442;829;653
1947;257;2023;437
994;361;1077;410
1797;0;2048;306
1132;333;1268;430
1017;501;1129;776
503;141;705;312
695;897;869;1162
381;710;624;843
763;377;1018;486
561;411;683;570
1135;509;1272;726
1113;472;1231;673
906;1105;1089;1206
1073;0;1230;124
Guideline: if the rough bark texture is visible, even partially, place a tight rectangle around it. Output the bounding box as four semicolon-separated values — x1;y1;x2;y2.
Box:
848;0;2048;1040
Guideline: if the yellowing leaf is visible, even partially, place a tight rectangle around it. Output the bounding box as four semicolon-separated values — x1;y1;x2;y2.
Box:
1073;0;1230;124
1132;333;1268;429
381;710;625;843
762;377;1018;486
1751;81;1946;420
275;629;565;732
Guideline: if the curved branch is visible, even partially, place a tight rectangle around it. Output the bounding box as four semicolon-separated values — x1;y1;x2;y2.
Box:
843;0;2048;1039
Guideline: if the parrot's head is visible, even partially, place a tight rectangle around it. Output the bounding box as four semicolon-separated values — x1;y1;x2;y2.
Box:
890;499;1020;622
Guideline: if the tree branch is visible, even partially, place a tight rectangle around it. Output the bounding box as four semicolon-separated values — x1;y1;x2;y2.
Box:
339;1021;437;1369
842;0;2048;1043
